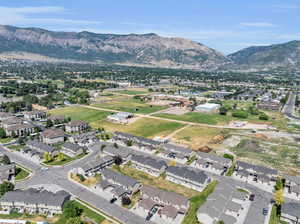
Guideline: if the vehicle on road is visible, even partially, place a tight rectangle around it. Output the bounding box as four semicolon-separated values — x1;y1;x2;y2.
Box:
146;206;158;221
249;194;255;201
110;198;117;204
263;208;268;215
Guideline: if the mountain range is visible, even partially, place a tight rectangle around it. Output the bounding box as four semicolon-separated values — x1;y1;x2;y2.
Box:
0;25;299;70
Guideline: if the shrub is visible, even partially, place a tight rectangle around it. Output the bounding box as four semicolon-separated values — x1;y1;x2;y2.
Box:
259;113;269;121
223;153;234;161
232;110;248;118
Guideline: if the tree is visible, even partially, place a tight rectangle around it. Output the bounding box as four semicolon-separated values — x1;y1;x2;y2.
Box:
259;113;269;121
58;152;65;162
274;189;284;206
63;201;83;218
219;106;228;115
232;110;248;119
66;217;82;224
122;196;131;206
44;152;52;163
100;144;106;152
275;179;283;191
114;156;123;165
0;128;6;139
0;182;14;196
11;131;17;138
217;221;225;224
113;143;118;148
126;140;133;147
0;154;11;165
46;119;53;128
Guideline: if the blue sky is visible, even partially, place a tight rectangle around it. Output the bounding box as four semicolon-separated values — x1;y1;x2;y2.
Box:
0;0;300;54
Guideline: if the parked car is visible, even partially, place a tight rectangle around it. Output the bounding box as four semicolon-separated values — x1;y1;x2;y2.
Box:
249;194;255;201
110;198;117;204
263;208;268;216
146;206;158;221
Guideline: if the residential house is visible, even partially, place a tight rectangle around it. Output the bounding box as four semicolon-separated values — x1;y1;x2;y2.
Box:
281;202;300;224
284;176;300;199
5;123;35;137
69;131;98;146
65;120;89;133
257;101;281;111
23;110;46;121
0;188;70;216
26;140;58;157
41;129;65;145
20;147;44;163
77;155;114;176
1;117;23;129
0;163;16;184
48;115;66;124
197;182;249;224
96;168;141;198
0;112;14;121
194;152;232;175
100;144;132;161
130;155;167;177
160;144;195;164
165;166;211;191
61;142;84;158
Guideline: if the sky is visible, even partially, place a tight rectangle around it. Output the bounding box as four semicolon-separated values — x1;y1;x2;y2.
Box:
0;0;300;54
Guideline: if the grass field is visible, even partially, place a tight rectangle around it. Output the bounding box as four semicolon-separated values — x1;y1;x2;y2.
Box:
91;97;168;114
173;126;223;149
49;106;111;123
15;167;30;181
97;117;184;138
44;153;86;166
114;89;149;95
0;137;13;144
154;112;232;125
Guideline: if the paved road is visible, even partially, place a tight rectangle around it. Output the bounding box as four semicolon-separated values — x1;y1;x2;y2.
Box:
283;92;300;120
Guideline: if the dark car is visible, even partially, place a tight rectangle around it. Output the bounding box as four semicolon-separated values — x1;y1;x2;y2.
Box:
263;208;268;215
146;207;158;221
249;194;255;201
110;198;117;203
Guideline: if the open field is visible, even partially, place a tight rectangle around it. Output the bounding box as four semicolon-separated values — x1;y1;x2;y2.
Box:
91;97;168;114
113;89;149;95
49;106;111;123
97;117;184;138
44;153;86;166
113;165;199;198
173;126;225;150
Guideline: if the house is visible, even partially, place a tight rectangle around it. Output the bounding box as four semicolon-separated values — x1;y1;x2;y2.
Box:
165;166;211;191
284;176;300;199
233;161;278;186
65;120;89;133
61;142;84;158
257;101;281;111
195;103;220;113
99;144;132;161
20;147;44;163
0;188;70;217
194;152;232;175
138;185;189;222
96;168;141;198
41;129;65;145
48;115;66;124
130;155;167;177
0;112;14;121
23;110;46;121
197;182;249;224
1;117;23;129
281;202;300;224
107;112;134;124
77;155;114;176
69;131;98;146
26;140;58;156
160;144;195;163
5;123;35;137
0;163;16;184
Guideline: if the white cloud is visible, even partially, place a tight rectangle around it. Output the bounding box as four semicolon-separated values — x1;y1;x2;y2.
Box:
240;22;276;28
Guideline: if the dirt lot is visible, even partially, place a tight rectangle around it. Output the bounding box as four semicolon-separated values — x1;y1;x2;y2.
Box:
161;107;190;115
149;100;177;106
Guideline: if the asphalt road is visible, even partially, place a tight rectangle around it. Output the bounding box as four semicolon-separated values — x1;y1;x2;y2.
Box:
283;92;300;120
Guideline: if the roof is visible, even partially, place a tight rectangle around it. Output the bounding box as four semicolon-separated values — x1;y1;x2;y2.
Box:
6;123;34;131
236;161;278;175
26;140;55;153
66;120;88;127
0;188;70;208
131;155;167;170
197;151;232;166
81;155;114;172
114;132;161;146
41;129;65;139
101;168;139;189
1;117;23;126
285;175;300;185
195;103;220;110
62;142;82;153
166;166;209;185
102;145;131;158
160;205;178;219
282;202;300;218
139;198;156;211
162;144;193;156
48;115;66;121
24;110;46;116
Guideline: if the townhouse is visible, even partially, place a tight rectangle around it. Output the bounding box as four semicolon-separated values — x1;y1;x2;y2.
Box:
23;110;46;121
0;163;16;184
48;115;66;124
69;131;98;146
194;152;232;175
26;140;58;157
77;155;114;176
0;112;14;121
0;117;23;129
96;168;141;199
138;185;189;222
130;154;167;177
165;166;211;191
65;120;89;133
5;123;35;137
281;202;300;224
0;188;70;217
284;176;300;199
101;144;132;161
197;182;249;224
61;142;84;158
233;161;278;186
160;143;195;163
41;129;65;145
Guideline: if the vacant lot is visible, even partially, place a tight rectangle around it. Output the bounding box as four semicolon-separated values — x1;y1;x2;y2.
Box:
49;106;111;123
114;89;149;95
173;126;224;149
98;117;184;138
91;97;168;114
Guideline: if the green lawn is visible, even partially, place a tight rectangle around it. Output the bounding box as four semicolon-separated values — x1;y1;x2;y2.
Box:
44;153;86;166
15;166;30;181
0;137;13;144
49;106;111;123
73;200;106;223
91;97;167;114
7;144;23;151
115;89;148;95
154;112;232;125
99;117;184;138
182;181;218;224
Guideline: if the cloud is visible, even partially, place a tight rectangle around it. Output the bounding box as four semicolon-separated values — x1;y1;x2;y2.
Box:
0;6;101;26
240;22;276;28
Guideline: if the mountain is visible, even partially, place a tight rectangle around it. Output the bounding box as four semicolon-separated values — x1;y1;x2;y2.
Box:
228;41;300;69
0;25;231;69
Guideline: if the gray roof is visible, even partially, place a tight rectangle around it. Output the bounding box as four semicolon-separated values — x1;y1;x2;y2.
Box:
236;161;278;175
197;151;232;166
282;202;300;218
102;145;131;158
131;155;167;170
81;155;113;172
0;188;70;208
162;144;193;156
166;166;209;185
63;142;82;153
285;175;300;185
26;140;55;153
101;168;139;189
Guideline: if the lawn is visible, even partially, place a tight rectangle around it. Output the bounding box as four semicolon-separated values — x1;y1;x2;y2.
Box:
97;118;184;138
91;97;168;114
44;153;86;166
182;181;218;224
154;112;232;125
73;200;106;223
173;126;223;149
112;165;199;198
49;106;111;123
15;166;30;181
0;137;13;144
115;89;149;95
